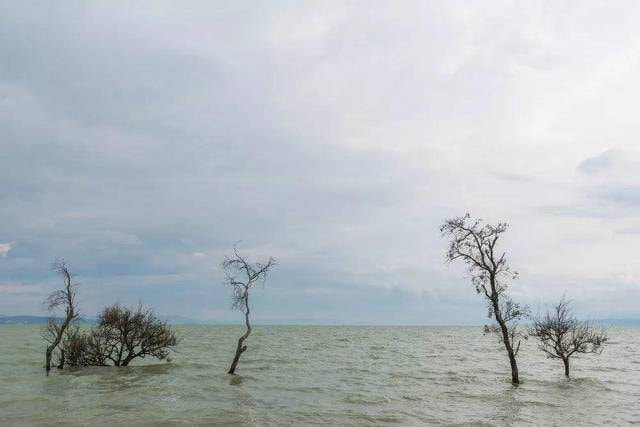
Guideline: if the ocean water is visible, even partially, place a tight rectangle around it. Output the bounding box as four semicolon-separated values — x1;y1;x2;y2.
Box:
0;325;638;426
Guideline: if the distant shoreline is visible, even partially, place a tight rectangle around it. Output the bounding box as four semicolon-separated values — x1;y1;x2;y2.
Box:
2;315;639;327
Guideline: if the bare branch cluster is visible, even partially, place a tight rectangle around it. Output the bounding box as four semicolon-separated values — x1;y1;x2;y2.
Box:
61;326;111;367
222;246;276;314
529;298;607;376
441;214;516;296
63;304;178;367
45;260;78;312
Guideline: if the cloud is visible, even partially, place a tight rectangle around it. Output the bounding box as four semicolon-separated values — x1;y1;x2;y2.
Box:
593;186;640;207
574;149;640;213
1;2;640;321
0;282;39;295
577;150;623;174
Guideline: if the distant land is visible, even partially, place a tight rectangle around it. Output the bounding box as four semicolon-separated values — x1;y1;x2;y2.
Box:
0;315;206;325
1;315;639;326
0;315;95;325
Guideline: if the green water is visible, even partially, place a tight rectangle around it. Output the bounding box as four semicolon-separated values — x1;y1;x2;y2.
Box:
1;325;638;425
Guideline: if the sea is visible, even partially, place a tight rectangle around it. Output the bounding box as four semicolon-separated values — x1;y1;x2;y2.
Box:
1;325;638;425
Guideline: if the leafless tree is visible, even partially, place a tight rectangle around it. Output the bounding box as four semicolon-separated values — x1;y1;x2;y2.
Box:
529;298;607;377
441;214;528;384
222;246;276;374
43;259;80;372
64;304;178;367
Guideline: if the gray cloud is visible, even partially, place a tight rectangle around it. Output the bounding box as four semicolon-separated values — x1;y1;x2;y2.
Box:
593;186;640;207
577;150;622;174
2;1;640;322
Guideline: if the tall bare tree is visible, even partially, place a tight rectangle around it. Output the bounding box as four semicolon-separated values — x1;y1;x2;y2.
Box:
441;214;528;384
222;246;276;374
43;259;80;372
529;298;607;377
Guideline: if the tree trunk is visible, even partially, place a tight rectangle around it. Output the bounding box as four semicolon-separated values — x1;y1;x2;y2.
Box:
496;316;519;384
563;358;570;377
490;280;519;385
45;310;74;373
507;347;519;384
57;349;65;369
45;347;53;373
122;353;135;366
45;331;65;373
228;298;251;375
228;338;247;374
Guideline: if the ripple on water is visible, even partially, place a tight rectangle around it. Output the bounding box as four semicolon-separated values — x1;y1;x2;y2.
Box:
0;325;639;426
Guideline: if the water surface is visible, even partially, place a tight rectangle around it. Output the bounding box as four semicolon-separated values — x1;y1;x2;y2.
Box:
1;325;638;425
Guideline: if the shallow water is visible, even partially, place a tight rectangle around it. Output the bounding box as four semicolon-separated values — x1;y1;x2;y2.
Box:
0;325;638;425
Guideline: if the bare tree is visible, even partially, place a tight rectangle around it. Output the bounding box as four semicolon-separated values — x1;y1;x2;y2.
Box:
529;298;607;377
222;246;276;374
43;259;80;372
63;304;178;367
441;214;528;384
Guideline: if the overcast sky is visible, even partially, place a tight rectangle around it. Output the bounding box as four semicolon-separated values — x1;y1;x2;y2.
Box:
1;1;640;324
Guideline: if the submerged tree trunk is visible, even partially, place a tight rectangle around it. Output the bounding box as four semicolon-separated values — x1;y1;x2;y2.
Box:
563;358;570;377
228;299;251;375
45;347;54;373
490;284;519;385
507;346;519;384
56;350;65;369
46;319;69;373
496;313;519;384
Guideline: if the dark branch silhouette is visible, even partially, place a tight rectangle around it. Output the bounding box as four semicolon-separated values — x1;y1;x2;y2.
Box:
63;304;178;367
441;214;528;384
222;246;276;374
43;259;80;372
529;298;607;377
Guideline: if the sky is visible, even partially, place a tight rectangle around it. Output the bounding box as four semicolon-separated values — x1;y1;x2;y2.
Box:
1;1;640;324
